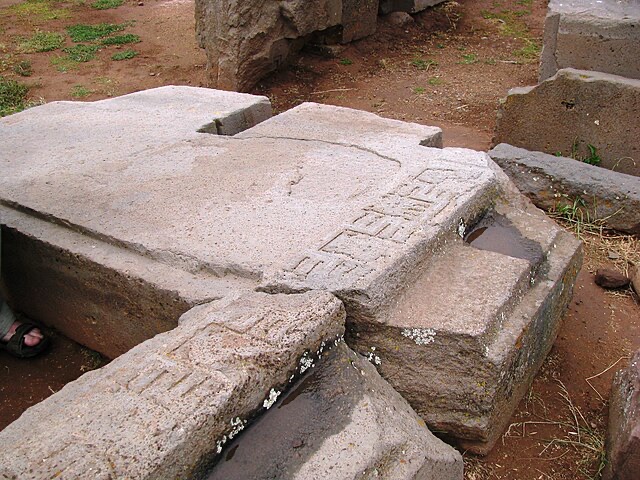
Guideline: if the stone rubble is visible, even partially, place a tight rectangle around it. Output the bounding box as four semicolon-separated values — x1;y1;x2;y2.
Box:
194;0;448;91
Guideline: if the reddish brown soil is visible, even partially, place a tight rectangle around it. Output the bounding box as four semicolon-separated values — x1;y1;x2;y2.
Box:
1;1;639;478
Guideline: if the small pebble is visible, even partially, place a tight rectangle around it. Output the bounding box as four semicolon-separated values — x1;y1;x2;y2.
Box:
608;251;620;260
595;268;630;290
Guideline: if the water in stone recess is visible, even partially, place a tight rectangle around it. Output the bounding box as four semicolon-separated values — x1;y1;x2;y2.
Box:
464;213;544;264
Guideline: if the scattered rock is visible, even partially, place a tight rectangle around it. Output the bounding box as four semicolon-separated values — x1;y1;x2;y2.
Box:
603;350;640;480
595;268;630;290
608;251;621;260
384;12;415;27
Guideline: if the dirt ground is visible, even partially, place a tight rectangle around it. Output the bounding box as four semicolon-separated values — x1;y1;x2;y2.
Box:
1;0;639;478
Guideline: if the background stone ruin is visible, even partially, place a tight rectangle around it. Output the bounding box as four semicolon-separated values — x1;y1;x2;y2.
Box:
493;0;640;235
194;0;447;92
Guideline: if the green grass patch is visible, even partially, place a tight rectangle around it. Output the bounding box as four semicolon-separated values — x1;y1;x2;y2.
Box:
111;49;137;61
91;0;124;9
514;39;540;60
481;9;530;38
50;55;79;72
101;33;140;45
411;58;438;70
71;84;92;98
6;0;71;21
339;58;353;66
17;31;65;53
13;60;33;76
413;86;426;95
427;77;443;86
460;53;478;64
0;76;30;116
62;44;99;62
66;23;128;42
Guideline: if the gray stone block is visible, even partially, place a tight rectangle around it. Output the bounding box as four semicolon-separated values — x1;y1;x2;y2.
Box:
205;342;463;480
0;291;345;480
603;350;640;480
494;68;640;178
540;0;640;81
195;0;378;92
489;143;640;234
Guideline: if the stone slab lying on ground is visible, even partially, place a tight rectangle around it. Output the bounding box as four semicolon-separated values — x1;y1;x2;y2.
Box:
540;0;640;81
0;291;345;480
195;0;378;92
494;68;640;178
379;0;446;15
489;143;640;234
603;349;640;480
205;342;463;480
1;91;581;452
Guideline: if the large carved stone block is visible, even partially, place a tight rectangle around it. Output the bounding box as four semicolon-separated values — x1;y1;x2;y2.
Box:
1;90;580;457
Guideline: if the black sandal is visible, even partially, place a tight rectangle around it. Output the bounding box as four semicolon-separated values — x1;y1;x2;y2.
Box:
1;322;49;358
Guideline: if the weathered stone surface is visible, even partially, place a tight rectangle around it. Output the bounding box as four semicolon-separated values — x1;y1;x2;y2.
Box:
595;268;630;289
346;200;582;453
235;101;443;147
603;350;640;480
0;291;345;480
1;86;271;358
195;0;378;92
494;69;640;177
540;0;640;81
488;143;640;234
379;0;446;15
2;91;581;453
205;342;463;480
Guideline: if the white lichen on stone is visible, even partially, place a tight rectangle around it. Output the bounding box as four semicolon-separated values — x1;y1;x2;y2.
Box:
299;352;314;373
229;417;246;439
457;218;466;238
215;416;248;454
263;388;281;409
401;327;436;345
366;346;382;365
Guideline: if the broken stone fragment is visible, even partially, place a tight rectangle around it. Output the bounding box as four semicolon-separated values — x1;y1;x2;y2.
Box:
488;143;640;235
205;342;464;480
595;269;630;290
0;291;346;479
603;350;640;480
